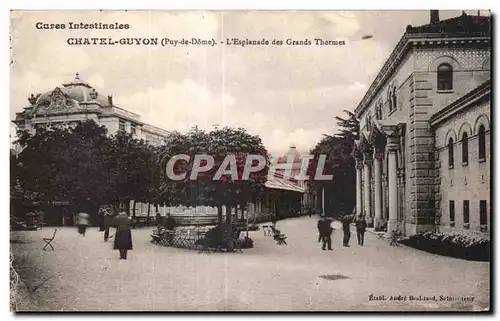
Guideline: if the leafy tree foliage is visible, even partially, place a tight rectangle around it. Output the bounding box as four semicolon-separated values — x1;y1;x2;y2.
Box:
13;120;269;239
308;110;360;216
16;121;111;214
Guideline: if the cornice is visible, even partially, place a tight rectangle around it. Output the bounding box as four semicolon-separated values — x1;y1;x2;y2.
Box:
354;33;491;117
429;80;491;127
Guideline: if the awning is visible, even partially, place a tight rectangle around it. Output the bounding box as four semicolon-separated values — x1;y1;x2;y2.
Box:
265;175;306;193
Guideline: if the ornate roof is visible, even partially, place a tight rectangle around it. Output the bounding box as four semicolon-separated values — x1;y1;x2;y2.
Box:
35;73;109;106
25;73;112;116
407;13;491;36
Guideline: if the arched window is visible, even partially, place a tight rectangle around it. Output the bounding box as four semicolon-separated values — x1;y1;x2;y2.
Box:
437;63;453;91
448;138;454;168
387;90;392;112
391;88;397;110
461;132;469;165
376;104;382;120
478;125;486;161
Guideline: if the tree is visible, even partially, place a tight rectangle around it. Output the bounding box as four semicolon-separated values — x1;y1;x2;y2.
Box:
105;131;156;216
157;126;269;251
308;110;360;216
16;121;113;220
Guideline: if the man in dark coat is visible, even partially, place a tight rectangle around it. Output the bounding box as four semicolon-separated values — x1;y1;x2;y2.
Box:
341;215;352;247
318;216;333;250
98;209;105;231
317;217;324;243
113;213;133;260
355;216;367;246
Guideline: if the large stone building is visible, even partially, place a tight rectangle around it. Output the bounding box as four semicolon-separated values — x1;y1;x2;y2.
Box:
351;11;491;237
12;73;171;224
13;73;169;146
11;74;312;224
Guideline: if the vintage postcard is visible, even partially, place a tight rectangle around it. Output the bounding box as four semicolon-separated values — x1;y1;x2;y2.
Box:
9;10;491;312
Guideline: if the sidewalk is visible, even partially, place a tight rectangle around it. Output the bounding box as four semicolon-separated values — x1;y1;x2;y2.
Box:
10;217;490;311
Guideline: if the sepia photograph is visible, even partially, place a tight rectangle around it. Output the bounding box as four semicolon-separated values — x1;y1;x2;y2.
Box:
8;9;491;312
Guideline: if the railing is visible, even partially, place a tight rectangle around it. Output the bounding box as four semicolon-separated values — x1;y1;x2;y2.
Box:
101;106;140;120
131;212;279;227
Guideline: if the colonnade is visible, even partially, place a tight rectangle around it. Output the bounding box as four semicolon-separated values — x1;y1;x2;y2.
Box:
354;135;400;233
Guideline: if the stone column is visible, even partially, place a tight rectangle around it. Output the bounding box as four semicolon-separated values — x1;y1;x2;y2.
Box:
387;136;399;234
363;153;373;225
373;150;384;230
355;159;363;216
321;187;325;216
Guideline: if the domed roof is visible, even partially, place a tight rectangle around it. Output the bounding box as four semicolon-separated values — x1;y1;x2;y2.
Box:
35;73;110;107
277;144;302;163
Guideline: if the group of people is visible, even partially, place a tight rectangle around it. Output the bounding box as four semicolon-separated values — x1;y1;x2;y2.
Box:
316;214;367;250
74;208;134;260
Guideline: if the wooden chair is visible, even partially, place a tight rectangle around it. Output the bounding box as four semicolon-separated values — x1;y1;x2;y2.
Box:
42;229;57;251
389;232;401;246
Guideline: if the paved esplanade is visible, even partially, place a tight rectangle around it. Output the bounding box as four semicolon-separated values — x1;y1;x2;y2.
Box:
11;216;489;311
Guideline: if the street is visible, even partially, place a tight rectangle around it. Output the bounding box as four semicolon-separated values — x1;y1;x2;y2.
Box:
10;216;490;311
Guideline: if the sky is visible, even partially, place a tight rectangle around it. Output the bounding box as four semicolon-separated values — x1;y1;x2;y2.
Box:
9;10;488;155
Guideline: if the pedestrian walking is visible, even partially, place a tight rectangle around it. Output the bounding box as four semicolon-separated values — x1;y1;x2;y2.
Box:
76;212;90;236
355;216;367;246
318;216;333;250
98;208;105;231
113;212;133;260
103;209;112;242
341;215;352;247
317;217;324;243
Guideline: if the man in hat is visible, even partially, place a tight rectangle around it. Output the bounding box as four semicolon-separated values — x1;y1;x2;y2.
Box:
341;215;352;247
355;215;367;246
317;216;333;251
103;208;113;242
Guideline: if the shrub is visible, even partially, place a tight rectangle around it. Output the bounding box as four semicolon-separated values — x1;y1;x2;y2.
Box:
399;231;490;261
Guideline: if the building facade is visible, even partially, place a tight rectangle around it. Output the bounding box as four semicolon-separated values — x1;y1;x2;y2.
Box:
12;75;313;224
351;11;491;237
13;73;169;147
12;73;172;224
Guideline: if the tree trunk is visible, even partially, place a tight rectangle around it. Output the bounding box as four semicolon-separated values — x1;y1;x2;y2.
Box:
217;205;223;225
147;203;152;217
155;204;159;213
226;203;233;252
132;200;136;218
125;200;131;216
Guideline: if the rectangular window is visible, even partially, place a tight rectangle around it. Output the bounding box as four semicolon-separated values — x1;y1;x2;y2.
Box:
449;200;455;225
131;124;137;136
119;120;126;132
480;200;487;226
463;200;470;227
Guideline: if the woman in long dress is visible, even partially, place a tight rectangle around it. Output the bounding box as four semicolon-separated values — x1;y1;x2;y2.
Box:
113;213;133;260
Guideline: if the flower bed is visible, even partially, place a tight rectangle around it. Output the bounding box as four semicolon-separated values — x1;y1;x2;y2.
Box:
399;231;490;262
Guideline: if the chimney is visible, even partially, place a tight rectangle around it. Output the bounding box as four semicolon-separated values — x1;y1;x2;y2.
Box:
430;10;440;24
108;95;113;106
